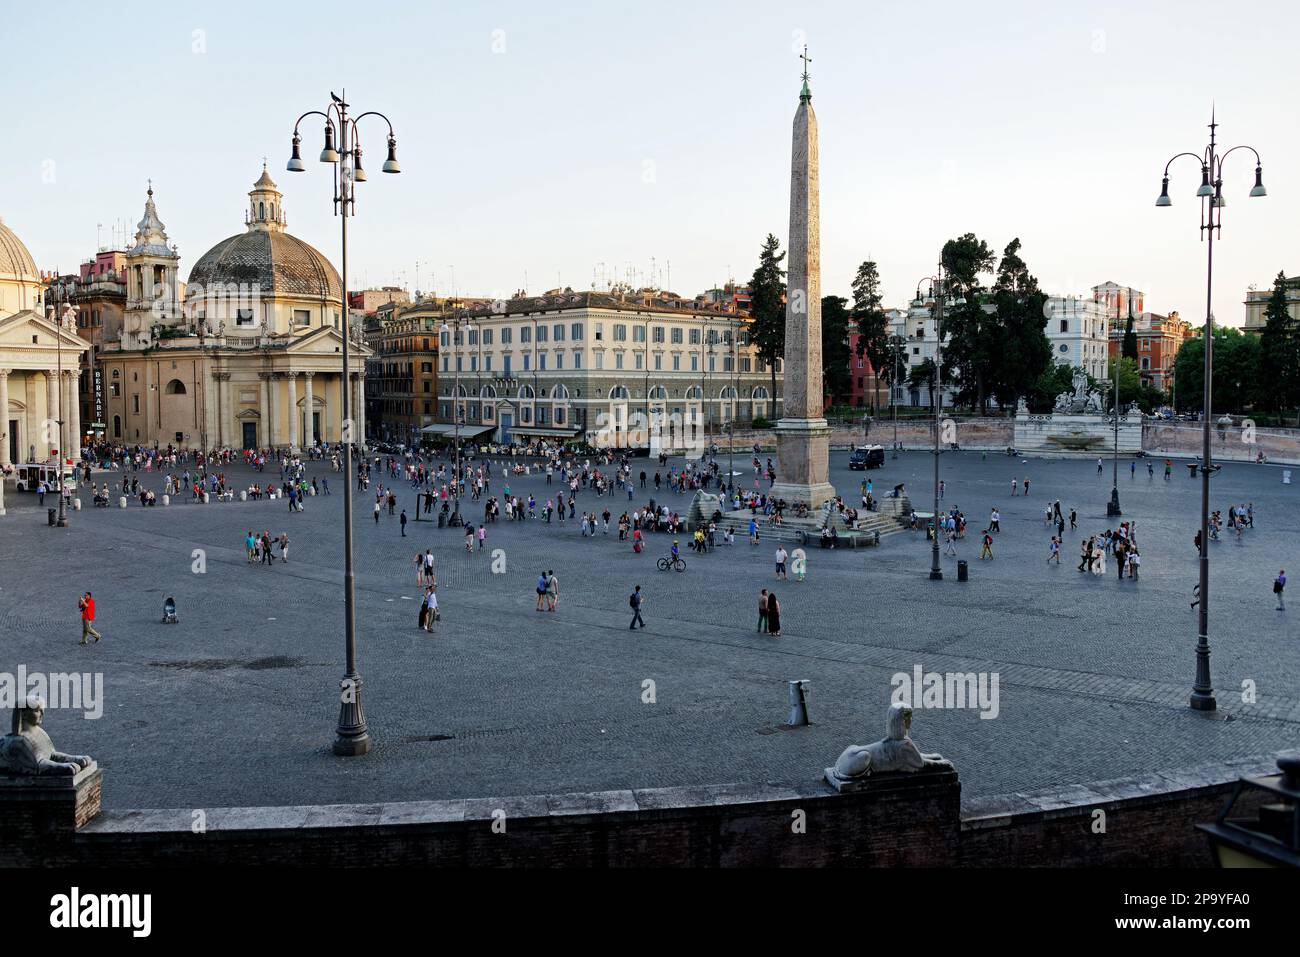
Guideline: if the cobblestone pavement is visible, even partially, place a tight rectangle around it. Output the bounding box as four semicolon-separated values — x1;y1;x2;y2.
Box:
1;449;1296;811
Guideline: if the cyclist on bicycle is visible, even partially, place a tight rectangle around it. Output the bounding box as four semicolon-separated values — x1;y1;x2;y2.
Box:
671;540;680;561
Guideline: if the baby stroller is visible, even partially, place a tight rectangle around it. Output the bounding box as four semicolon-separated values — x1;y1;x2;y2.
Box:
162;596;178;624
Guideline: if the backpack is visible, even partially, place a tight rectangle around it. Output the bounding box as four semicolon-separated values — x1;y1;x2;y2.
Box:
629;593;637;608
537;575;547;594
1274;579;1283;594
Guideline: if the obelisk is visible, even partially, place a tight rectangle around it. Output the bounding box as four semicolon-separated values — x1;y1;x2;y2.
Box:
771;51;836;509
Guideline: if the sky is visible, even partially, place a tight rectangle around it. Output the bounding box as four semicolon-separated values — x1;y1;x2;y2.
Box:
2;0;1296;325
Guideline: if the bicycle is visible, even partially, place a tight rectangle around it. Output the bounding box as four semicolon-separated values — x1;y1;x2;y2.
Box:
656;555;686;572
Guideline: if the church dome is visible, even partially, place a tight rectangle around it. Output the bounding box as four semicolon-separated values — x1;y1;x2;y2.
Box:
187;230;341;302
185;166;341;304
0;216;40;284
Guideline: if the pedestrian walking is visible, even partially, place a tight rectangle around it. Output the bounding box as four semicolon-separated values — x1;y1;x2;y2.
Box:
546;570;559;612
400;509;408;536
536;572;549;611
629;585;646;629
1069;508;1077;531
766;591;782;636
1047;536;1060;564
78;592;102;644
756;588;769;632
980;532;993;559
1275;569;1287;610
775;545;788;580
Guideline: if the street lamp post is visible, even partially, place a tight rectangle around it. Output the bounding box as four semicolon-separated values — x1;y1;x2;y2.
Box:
1107;293;1124;517
286;90;402;756
1155;110;1267;712
51;282;73;528
441;316;470;527
929;267;945;581
891;334;905;458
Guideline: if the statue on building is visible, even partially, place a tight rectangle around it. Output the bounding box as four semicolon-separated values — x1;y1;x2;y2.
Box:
0;696;94;777
825;702;949;788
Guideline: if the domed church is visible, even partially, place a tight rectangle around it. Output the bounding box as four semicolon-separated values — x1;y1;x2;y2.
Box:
0;215;88;479
98;166;370;450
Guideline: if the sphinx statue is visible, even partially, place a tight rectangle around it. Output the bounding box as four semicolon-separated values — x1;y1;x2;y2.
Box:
826;702;949;788
0;696;94;777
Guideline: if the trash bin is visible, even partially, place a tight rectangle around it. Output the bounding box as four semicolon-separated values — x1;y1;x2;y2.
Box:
47;507;56;526
437;513;446;528
957;559;969;582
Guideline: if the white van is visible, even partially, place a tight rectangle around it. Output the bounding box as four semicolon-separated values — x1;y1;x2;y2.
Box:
12;463;77;493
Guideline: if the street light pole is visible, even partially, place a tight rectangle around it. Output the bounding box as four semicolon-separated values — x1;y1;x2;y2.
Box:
52;282;71;527
287;90;402;756
1107;293;1123;517
930;265;944;581
1155;109;1267;713
891;334;904;458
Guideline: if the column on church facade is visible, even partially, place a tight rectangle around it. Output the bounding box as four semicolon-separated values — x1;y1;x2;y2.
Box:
259;373;271;450
215;372;230;448
0;369;10;467
303;372;314;446
354;374;365;443
286;372;299;450
67;371;81;457
44;372;57;458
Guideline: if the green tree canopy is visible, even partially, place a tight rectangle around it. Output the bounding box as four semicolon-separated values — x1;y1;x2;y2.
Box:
1173;327;1263;414
1259;270;1300;419
747;233;786;403
821;294;852;405
850;260;890;410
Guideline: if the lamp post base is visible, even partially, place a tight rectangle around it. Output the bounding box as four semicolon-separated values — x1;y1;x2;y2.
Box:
1106;489;1122;517
1190;690;1217;712
929;568;944;581
334;675;371;756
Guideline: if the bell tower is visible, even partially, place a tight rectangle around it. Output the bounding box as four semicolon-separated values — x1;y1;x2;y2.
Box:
122;181;182;349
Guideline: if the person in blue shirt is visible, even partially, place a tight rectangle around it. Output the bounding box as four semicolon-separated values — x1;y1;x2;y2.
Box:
670;540;680;561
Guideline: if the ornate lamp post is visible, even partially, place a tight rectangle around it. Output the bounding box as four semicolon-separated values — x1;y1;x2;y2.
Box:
50;281;74;528
286;90;402;756
1155;109;1267;712
1107;291;1126;517
440;315;471;527
912;268;946;580
890;333;905;458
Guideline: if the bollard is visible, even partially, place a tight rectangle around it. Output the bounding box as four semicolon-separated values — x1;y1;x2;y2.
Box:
118;496;127;508
202;492;210;504
240;491;247;502
47;507;56;526
957;559;969;582
309;487;317;496
786;679;811;726
72;498;81;511
162;494;170;506
1285;470;1292;486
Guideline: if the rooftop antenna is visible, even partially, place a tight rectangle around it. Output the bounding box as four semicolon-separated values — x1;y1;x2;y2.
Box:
667;260;671;294
96;222;103;252
415;260;420;297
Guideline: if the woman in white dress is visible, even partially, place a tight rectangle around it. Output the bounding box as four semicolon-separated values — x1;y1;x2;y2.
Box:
1091;542;1106;575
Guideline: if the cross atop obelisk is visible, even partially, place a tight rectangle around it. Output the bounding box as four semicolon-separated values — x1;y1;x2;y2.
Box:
770;48;836;509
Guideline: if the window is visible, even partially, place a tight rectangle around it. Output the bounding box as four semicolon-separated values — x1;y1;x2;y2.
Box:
1059;344;1069;353
236;308;254;326
1059;320;1068;333
132;395;140;413
553;324;564;342
503;355;512;375
484;356;492;372
672;355;681;371
690;356;698;372
539;354;547;370
110;382;120;397
440;331;449;347
521;326;532;343
652;326;664;343
443;357;449;371
594;324;603;341
613;324;627;341
633;326;646;342
573;352;582;370
689;329;701;345
523;354;530;371
164;379;186;395
595;352;604;370
470;356;477;372
537;406;549;425
421;362;433;373
482;329;493;345
571;323;583;340
742;358;751;372
671;328;683;344
423;338;430;350
521;406;532;424
555;407;565;424
468;329;478;346
635;353;643;370
424;382;431;393
654;355;662;371
536;325;547;342
293;309;311;327
1141;357;1150;370
500;327;512;344
555;354;563;370
615;353;624;370
723;356;734;372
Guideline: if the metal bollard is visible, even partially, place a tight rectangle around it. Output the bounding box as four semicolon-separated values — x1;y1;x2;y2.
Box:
118;496;127;508
1284;470;1292;485
786;679;811;726
240;490;247;501
162;494;170;506
202;492;210;504
957;559;969;582
72;498;82;511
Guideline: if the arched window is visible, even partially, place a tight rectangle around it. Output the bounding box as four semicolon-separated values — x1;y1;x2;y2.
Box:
752;386;770;400
551;384;569;400
719;386;738;399
164;379;187;395
609;385;630;400
685;385;702;400
519;384;535;400
648;385;667;400
259;201;265;220
480;385;497;399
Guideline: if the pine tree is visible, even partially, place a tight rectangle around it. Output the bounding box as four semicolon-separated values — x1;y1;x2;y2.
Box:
821;295;852;405
748;234;787;410
850;261;889;412
1259;271;1299;420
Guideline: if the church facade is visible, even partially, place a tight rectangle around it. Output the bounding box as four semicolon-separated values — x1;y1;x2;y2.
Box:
97;168;369;450
0;216;88;474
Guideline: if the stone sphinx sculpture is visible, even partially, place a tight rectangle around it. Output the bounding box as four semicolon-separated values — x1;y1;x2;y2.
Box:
825;702;949;790
0;696;94;777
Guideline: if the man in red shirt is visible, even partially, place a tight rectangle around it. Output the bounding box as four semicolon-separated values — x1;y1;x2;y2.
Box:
78;592;102;645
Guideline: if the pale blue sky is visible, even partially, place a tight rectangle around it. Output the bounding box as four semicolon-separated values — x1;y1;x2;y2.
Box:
3;0;1295;324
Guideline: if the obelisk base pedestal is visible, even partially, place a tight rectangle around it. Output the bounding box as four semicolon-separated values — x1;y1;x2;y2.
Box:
771;417;837;509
